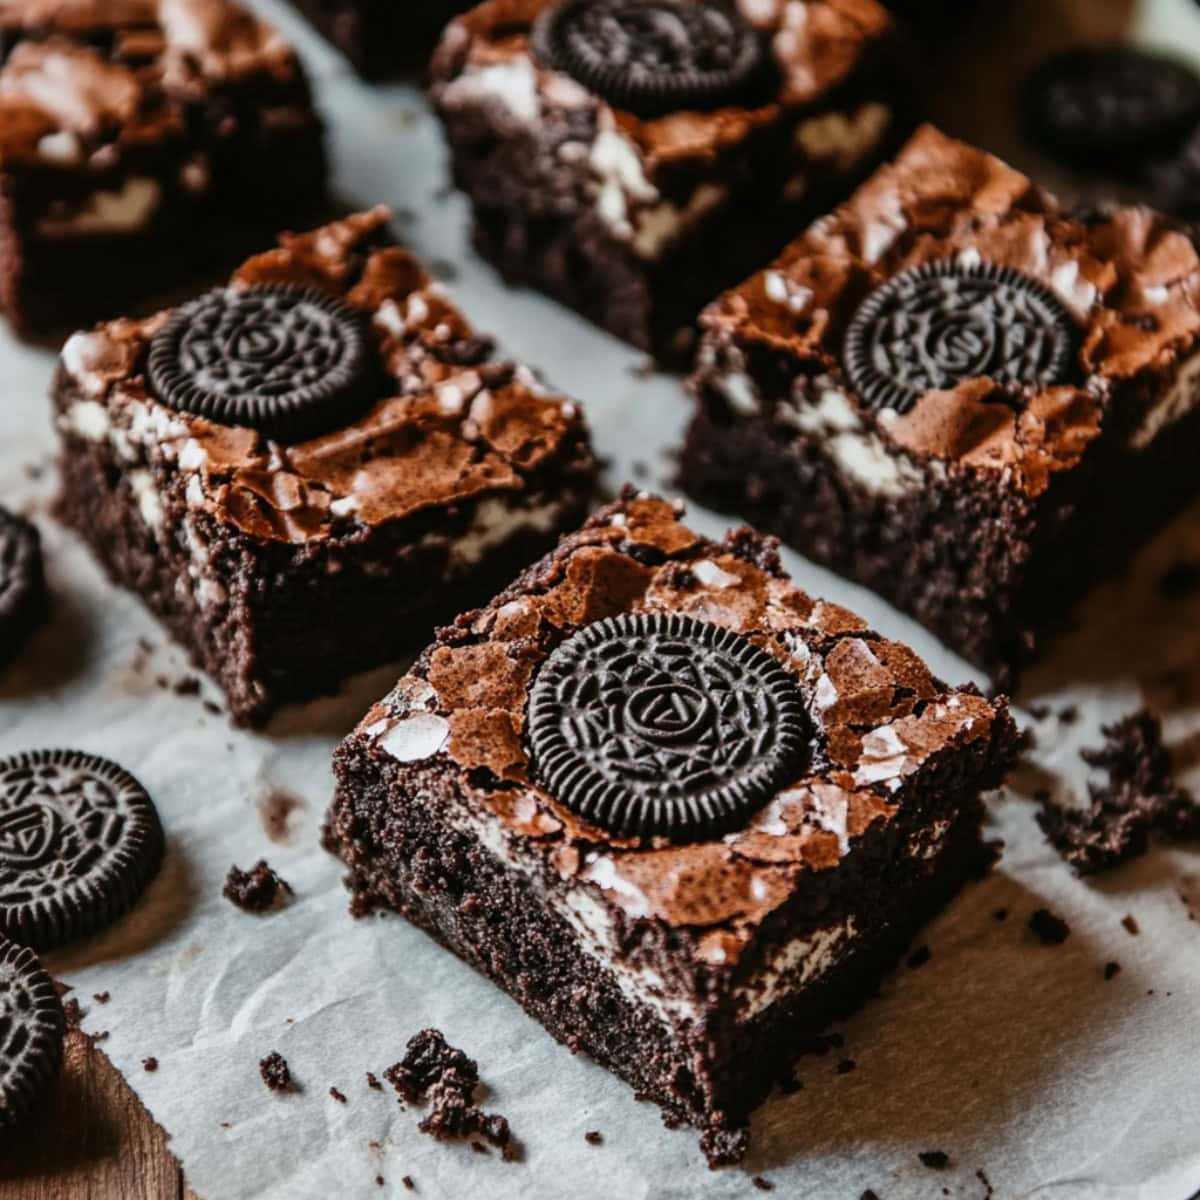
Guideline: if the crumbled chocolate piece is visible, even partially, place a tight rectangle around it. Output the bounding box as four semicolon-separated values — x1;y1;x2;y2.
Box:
223;860;293;913
1122;914;1140;935
753;1177;774;1192
919;1150;950;1169
976;1168;994;1198
330;1086;347;1103
1058;706;1079;725
836;1058;856;1074
259;1051;294;1092
143;1057;158;1072
402;1178;415;1192
584;1130;603;1145
384;1029;478;1103
366;1071;382;1090
699;1124;750;1169
907;945;931;968
1029;909;1071;945
376;1176;384;1187
173;676;201;696
93;991;110;1004
1037;710;1200;873
1103;962;1121;981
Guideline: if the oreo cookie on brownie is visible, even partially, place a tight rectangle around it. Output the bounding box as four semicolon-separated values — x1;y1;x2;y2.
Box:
680;125;1200;685
431;0;911;362
54;208;597;726
329;492;1017;1157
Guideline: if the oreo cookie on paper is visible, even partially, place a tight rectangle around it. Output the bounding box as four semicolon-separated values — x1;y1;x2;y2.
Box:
0;750;164;950
1023;46;1200;171
0;507;46;669
0;936;64;1130
532;0;771;118
147;284;377;443
527;611;807;842
843;258;1076;414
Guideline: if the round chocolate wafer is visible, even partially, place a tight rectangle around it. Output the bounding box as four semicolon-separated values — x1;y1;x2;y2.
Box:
532;0;769;118
1023;46;1200;171
147;284;376;442
0;507;45;669
842;258;1076;414
0;750;164;950
0;936;64;1130
527;611;807;842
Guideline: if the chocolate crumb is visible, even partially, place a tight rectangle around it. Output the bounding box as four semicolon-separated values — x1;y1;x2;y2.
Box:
469;1141;488;1155
907;945;931;968
223;860;293;913
173;676;201;696
752;1177;774;1191
836;1058;856;1074
1122;914;1140;935
699;1125;749;1169
260;1052;294;1093
203;700;222;715
366;1071;382;1090
1028;702;1052;720
143;1057;158;1072
1038;710;1200;874
584;1130;602;1145
861;1191;881;1200
330;1086;347;1103
376;1176;384;1187
1058;705;1079;725
1103;961;1121;981
1029;908;1071;944
919;1150;950;1169
92;1031;109;1043
402;1178;415;1192
977;1168;994;1198
93;991;110;1004
992;907;1009;922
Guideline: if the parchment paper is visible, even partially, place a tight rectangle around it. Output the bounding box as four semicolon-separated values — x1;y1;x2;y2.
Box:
4;1;1200;1196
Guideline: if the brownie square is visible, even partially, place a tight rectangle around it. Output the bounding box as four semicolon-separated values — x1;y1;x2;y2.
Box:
286;1;473;77
53;208;597;727
431;0;911;363
0;0;327;337
329;491;1016;1151
681;125;1200;685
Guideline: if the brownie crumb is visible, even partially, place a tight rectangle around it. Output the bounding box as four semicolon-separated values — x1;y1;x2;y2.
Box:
919;1150;950;1169
861;1191;881;1200
1058;705;1079;725
1029;908;1071;945
203;700;222;716
173;675;201;696
223;860;293;913
329;1086;347;1103
1103;961;1121;981
384;1029;514;1158
143;1057;158;1072
1122;914;1140;935
1037;709;1200;874
366;1071;382;1090
752;1176;774;1191
402;1178;415;1192
92;1031;110;1043
699;1124;750;1169
976;1168;994;1198
93;991;110;1004
259;1052;294;1093
376;1176;384;1187
906;945;931;968
584;1130;603;1145
836;1058;856;1074
992;907;1009;922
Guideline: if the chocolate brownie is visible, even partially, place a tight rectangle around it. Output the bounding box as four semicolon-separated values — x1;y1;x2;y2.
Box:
0;0;327;337
329;492;1017;1147
431;0;911;363
53;207;597;727
286;1;472;77
681;125;1200;684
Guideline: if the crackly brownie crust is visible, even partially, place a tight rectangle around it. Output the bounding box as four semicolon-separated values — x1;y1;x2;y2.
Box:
329;492;1017;1138
0;0;327;336
431;0;911;363
682;125;1200;682
54;208;597;726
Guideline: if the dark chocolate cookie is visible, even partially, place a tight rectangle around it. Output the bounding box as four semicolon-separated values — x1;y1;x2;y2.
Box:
0;750;165;950
527;612;807;841
147;284;376;442
1023;46;1200;171
843;258;1076;413
532;0;769;118
0;936;64;1130
0;507;45;668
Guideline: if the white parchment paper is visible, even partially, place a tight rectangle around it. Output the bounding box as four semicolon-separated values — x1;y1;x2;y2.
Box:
5;1;1200;1196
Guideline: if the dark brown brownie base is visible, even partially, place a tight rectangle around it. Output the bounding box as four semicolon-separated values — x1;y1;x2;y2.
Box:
680;389;1200;685
329;743;999;1138
56;425;594;728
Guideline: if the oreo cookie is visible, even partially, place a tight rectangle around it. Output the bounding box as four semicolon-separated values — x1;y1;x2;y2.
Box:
147;284;376;442
0;750;165;950
0;507;45;669
1023;46;1200;171
532;0;769;119
843;258;1076;414
0;936;64;1130
527;612;807;842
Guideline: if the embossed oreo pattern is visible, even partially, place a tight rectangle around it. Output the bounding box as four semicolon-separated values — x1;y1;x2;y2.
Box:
843;259;1076;414
0;507;44;667
527;612;807;841
0;750;165;950
0;937;63;1129
532;0;766;118
147;284;375;442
